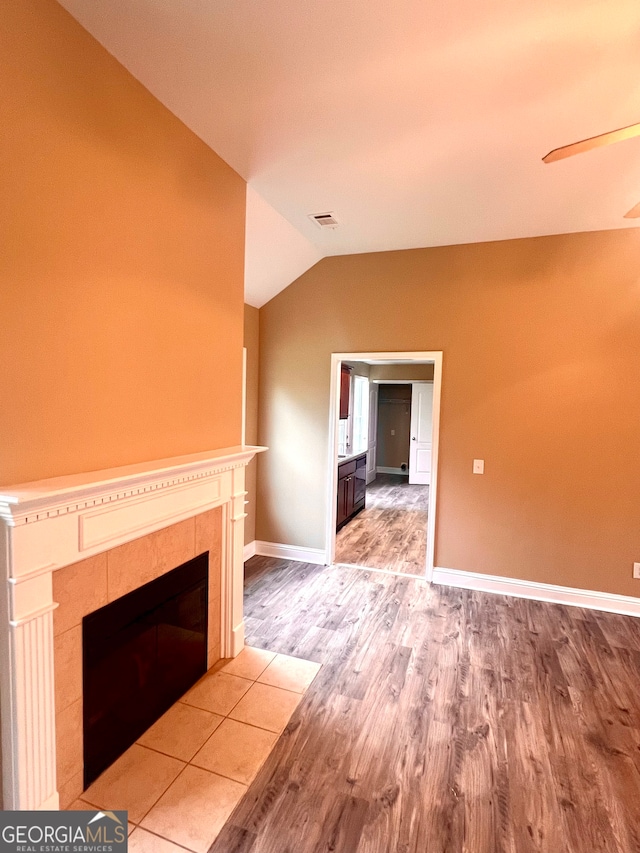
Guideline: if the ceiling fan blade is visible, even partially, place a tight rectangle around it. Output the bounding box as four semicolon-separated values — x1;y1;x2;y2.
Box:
623;201;640;219
542;122;640;163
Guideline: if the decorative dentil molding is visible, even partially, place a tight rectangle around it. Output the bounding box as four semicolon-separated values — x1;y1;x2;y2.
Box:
0;446;259;528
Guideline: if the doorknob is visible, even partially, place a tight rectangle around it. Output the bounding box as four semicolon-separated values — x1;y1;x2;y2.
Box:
412;437;416;441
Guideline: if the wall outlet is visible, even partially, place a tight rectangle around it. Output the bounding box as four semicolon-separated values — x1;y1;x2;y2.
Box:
634;563;640;580
391;429;395;436
473;459;484;474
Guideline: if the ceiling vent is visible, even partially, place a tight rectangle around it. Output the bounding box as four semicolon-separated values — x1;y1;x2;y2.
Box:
308;212;339;229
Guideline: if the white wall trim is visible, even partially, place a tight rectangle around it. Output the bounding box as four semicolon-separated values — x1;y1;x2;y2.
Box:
255;541;327;565
243;540;257;562
376;466;408;475
231;620;245;657
433;566;640;618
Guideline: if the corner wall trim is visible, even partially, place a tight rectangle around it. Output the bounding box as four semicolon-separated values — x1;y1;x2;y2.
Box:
231;621;245;657
243;541;257;562
255;541;327;565
433;566;640;618
376;466;408;476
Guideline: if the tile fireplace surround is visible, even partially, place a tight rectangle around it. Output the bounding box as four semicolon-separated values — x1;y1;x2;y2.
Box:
0;445;265;811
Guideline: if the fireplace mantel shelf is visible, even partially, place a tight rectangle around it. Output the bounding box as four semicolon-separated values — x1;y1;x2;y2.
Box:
0;445;266;522
0;444;266;811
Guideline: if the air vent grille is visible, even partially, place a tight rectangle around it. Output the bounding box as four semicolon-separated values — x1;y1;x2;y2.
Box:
308;212;339;229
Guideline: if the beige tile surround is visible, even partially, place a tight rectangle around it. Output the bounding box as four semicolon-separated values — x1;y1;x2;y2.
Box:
53;507;223;808
67;646;321;853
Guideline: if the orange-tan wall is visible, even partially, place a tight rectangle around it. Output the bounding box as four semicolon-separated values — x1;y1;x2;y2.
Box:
0;0;246;487
257;229;640;596
244;305;260;545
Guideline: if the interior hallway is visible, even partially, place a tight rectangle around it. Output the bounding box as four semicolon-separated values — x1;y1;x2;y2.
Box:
210;556;640;853
335;473;429;576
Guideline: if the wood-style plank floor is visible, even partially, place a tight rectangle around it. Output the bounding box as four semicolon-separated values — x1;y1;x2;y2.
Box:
210;557;640;853
335;474;429;576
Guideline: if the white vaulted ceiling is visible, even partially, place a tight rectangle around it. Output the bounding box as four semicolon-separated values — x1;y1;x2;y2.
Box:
58;0;640;305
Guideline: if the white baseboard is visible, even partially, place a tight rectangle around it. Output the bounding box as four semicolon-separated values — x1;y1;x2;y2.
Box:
243;540;257;562
231;621;245;657
433;566;640;618
376;466;408;475
255;540;328;565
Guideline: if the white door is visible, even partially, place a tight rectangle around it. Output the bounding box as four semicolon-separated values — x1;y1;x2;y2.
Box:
366;383;378;484
409;383;433;485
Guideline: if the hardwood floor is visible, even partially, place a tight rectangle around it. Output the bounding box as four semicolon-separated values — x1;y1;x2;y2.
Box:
335;473;429;576
210;557;640;853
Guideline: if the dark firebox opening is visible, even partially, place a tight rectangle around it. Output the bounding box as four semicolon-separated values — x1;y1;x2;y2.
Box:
82;552;208;787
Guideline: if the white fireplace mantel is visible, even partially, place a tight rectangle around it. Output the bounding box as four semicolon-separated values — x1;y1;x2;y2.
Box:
0;445;266;811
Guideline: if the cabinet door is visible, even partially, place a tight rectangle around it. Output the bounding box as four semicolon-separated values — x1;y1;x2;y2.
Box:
345;474;356;517
336;476;348;527
339;366;351;420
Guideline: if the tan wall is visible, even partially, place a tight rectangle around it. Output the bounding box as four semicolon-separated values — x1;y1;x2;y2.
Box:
257;228;640;597
346;361;371;378
370;364;434;381
377;385;412;469
244;305;260;545
0;0;245;487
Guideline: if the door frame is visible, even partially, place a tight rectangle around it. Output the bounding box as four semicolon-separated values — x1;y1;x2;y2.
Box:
366;382;379;484
326;351;443;580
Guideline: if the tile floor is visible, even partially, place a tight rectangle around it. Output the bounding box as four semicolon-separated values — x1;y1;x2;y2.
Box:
68;646;321;853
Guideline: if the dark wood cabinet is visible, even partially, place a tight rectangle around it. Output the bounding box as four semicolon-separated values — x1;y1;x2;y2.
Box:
337;459;356;528
353;454;366;509
339;364;352;420
337;453;366;531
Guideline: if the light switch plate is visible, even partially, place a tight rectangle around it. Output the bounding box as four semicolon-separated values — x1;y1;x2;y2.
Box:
633;562;640;579
473;459;484;474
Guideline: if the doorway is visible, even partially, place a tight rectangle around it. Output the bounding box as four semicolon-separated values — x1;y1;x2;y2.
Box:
326;352;442;580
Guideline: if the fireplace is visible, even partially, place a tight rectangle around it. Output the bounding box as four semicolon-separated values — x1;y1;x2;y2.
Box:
0;444;265;810
83;552;209;786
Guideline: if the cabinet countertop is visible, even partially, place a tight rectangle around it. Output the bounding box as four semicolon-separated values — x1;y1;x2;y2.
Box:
337;451;367;467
